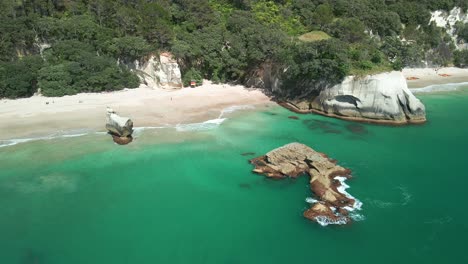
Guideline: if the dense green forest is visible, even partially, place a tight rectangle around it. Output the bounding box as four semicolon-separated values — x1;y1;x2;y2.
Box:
1;0;467;98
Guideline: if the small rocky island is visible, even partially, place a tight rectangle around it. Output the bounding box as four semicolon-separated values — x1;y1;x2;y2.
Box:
105;108;134;145
251;143;361;226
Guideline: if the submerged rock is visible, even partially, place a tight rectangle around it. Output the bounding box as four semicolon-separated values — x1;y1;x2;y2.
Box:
105;108;134;145
250;143;361;226
282;72;426;124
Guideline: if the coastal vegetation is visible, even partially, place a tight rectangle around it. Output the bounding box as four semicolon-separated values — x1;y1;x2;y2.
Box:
0;0;467;99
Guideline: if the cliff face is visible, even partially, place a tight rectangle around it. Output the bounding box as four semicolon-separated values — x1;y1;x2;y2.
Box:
132;52;183;89
282;71;426;124
431;7;468;50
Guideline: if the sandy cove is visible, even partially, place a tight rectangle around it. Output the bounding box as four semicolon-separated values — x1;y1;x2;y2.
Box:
2;68;467;141
403;67;468;88
0;82;273;141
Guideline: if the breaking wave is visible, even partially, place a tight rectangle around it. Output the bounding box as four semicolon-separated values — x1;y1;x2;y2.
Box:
219;105;255;118
175;105;255;132
0;105;256;148
0;132;90;148
335;176;363;211
410;82;468;93
175;118;226;132
305;176;364;226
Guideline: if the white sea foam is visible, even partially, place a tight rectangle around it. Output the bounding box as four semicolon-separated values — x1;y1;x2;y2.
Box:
175;118;227;132
0;131;93;148
410;82;468;94
334;176;363;211
305;177;364;226
349;212;366;222
314;216;349;227
305;197;319;204
219;105;255;118
174;105;254;132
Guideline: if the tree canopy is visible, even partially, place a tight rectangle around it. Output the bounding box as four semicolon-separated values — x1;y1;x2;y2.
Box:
0;0;467;99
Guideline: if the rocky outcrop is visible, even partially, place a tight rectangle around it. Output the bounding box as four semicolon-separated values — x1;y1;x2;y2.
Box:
250;143;362;226
430;7;468;50
282;71;426;124
105;108;134;145
133;52;183;89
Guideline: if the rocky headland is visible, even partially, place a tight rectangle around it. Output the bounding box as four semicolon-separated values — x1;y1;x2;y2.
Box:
105;108;134;145
280;72;426;125
250;143;361;226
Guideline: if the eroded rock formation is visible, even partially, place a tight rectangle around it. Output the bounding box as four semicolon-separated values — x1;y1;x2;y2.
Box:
281;71;426;124
106;108;134;145
133;52;183;89
251;143;362;226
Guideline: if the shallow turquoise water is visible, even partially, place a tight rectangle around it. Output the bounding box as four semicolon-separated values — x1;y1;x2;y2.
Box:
1;89;467;264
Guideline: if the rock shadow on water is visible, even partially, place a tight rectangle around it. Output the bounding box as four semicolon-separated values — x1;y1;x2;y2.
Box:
21;249;44;264
345;123;369;135
303;119;343;134
238;183;252;189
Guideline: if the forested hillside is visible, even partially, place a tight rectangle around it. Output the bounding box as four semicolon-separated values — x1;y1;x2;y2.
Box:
1;0;467;99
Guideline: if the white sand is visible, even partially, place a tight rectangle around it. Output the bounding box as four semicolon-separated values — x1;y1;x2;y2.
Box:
0;81;273;141
403;67;468;88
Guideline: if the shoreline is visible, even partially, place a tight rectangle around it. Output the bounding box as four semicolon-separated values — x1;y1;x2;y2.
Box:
0;81;273;141
278;102;427;126
2;68;467;143
403;67;468;88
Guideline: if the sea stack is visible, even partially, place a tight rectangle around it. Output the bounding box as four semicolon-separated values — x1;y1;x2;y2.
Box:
105;108;134;145
250;143;362;226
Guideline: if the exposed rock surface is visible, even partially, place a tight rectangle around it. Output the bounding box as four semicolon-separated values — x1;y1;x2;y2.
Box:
282;71;426;124
251;143;362;226
105;108;134;145
430;7;468;50
133;52;183;89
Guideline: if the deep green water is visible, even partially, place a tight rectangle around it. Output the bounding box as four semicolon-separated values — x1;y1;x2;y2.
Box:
1;88;468;264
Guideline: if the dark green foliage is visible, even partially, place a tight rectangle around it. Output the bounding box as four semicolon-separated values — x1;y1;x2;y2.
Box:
278;39;351;98
329;18;367;43
38;40;139;96
105;37;152;64
454;50;468;67
0;0;467;99
0;56;43;98
182;68;203;87
455;22;468;43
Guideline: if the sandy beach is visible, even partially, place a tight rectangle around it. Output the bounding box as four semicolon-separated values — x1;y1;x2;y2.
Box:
0;82;273;141
2;67;467;142
403;67;468;88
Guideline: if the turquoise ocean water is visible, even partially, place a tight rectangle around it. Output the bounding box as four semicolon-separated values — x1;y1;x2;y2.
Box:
1;85;468;264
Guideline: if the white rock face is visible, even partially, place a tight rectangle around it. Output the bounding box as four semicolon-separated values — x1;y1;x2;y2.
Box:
134;52;183;89
105;108;133;137
430;7;468;49
290;71;426;123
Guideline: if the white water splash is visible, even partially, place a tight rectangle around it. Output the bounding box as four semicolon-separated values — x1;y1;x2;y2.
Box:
305;176;364;226
335;176;363;211
314;216;349;227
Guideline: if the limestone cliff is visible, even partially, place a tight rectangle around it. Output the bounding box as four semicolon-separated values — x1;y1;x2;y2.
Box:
132;52;183;89
282;71;426;124
430;7;468;50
